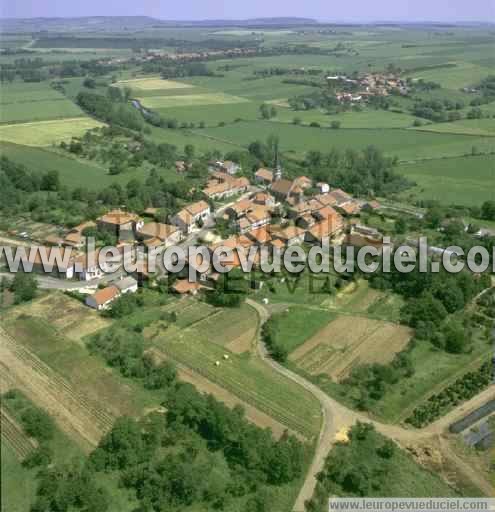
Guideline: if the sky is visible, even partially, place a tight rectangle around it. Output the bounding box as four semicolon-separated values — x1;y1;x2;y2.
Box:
1;0;494;22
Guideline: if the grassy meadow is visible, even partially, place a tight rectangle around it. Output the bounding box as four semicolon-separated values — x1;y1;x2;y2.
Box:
397;154;495;206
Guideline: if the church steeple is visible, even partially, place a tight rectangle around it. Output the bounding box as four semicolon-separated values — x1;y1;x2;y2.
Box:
274;143;282;181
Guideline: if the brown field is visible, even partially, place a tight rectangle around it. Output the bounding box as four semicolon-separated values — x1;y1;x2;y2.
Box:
0;408;37;461
8;292;110;342
290;315;412;381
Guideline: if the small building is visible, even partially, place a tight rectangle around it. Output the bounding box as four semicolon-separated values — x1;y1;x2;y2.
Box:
251;191;275;207
273;226;306;246
317;182;330;194
114;276;138;295
346;224;385;252
96;210;143;237
254;168;274;186
172;279;204;296
85;286;120;311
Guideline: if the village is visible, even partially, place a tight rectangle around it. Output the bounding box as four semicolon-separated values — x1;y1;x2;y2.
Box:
0;158;385;312
327;71;409;103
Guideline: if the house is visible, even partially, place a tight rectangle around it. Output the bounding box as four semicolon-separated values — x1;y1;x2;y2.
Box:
209;160;241;175
296;213;317;229
63;221;96;249
337;201;361;217
251;191;275;207
346;224;385;251
203;175;250;201
305;217;344;245
254;168;274;186
172;201;211;234
270;178;294;202
97;210;144;237
317;182;330;194
293;176;312;190
237;206;271;234
269;238;285;252
172;279;204;296
225;198;254;220
273;226;306;246
85;286;120;311
246;226;272;245
137;222;182;252
114;276;138;295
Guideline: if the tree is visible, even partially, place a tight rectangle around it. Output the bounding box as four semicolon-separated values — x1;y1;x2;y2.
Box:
184;144;195;161
259;103;271;119
21;407;55;441
481;200;495;221
41;170;60;191
11;272;38;303
330;120;341;129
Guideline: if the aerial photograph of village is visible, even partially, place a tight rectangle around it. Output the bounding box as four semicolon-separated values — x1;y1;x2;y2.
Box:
0;0;494;511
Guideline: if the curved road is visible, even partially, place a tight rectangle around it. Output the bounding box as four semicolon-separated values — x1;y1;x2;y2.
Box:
245;299;495;511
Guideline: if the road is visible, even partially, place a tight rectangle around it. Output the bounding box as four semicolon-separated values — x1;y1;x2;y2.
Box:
245;299;495;510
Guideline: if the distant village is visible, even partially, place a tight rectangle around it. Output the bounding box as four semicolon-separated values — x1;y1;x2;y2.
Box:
327;72;409;103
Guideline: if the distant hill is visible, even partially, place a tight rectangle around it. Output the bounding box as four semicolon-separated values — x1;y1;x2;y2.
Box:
0;16;319;33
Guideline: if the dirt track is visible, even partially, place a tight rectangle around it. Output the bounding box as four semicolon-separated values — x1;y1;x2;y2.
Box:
245;299;495;511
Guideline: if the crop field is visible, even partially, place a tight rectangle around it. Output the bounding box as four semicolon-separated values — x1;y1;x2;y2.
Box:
200;121;495;160
0;294;162;450
272;108;421;129
412;118;495;137
8;292;111;341
397;154;495;206
0;81;84;123
0;141;182;190
114;77;194;90
408;61;494;90
0;408;36;462
138;92;250;109
289;316;411;382
0;117;104;146
147;299;322;440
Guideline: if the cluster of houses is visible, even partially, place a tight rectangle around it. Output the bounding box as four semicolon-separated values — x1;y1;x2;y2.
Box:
327;72;409;103
12;157;385;305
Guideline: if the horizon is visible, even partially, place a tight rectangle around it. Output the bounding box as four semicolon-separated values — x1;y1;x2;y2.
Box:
1;0;494;23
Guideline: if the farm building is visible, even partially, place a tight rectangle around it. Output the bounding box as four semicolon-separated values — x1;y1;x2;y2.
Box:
85;285;120;311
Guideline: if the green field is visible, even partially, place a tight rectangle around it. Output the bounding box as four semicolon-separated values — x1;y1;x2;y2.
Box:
145;298;322;440
0;117;104;146
397;154;495;206
200;120;495;160
0;142;182;189
138;92;250;109
272;108;421;129
412;118;495;137
114;77;194;90
0;81;84;123
408;61;494;90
